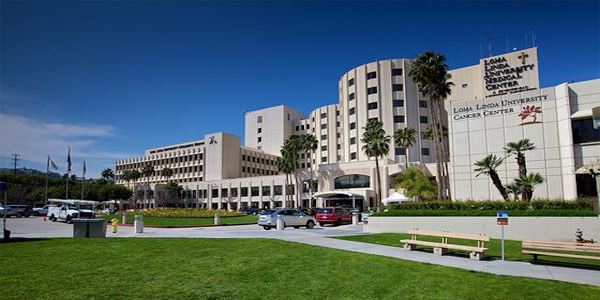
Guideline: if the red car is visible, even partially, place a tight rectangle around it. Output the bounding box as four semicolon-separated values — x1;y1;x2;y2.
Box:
315;207;352;226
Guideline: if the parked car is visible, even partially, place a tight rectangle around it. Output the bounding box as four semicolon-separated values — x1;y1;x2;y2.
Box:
348;208;362;222
315;207;352;226
243;207;259;215
8;205;33;218
33;205;54;216
258;208;317;230
0;206;18;218
47;203;96;223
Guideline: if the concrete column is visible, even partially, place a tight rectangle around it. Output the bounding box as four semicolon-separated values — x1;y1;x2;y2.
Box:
282;179;288;208
237;182;242;211
196;184;200;209
217;183;222;210
208;183;213;209
248;182;253;208
270;179;275;210
259;181;264;209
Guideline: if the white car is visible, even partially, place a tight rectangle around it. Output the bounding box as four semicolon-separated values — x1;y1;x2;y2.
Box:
0;206;18;217
33;205;54;216
47;204;96;223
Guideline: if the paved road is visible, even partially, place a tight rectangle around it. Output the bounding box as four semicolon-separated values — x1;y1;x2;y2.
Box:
4;217;600;287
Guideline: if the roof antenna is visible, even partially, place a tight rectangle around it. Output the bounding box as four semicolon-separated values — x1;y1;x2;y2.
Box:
532;31;536;47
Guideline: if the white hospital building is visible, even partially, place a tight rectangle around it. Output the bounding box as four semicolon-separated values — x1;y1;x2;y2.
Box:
115;47;600;209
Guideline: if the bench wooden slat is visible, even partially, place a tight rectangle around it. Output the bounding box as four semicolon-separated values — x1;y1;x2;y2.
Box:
401;239;487;252
523;241;600;254
406;229;489;242
523;240;600;249
522;250;600;261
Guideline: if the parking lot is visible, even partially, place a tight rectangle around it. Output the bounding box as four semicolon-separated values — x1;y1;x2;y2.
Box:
3;216;366;239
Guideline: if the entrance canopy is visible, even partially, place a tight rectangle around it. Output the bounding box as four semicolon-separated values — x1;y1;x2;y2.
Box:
313;191;365;209
313;191;364;198
382;192;412;205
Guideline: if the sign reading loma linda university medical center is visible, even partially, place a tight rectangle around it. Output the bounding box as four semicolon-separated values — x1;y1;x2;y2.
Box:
482;47;539;98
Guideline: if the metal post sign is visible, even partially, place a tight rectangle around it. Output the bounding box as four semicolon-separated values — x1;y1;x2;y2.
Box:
497;211;509;225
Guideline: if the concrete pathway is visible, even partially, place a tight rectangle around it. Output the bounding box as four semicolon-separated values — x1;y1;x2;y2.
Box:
6;217;600;287
279;235;600;287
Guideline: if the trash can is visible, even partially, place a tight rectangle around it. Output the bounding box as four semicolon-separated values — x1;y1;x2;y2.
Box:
73;218;108;238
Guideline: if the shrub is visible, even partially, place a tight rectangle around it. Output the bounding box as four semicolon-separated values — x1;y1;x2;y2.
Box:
119;208;244;218
373;209;598;217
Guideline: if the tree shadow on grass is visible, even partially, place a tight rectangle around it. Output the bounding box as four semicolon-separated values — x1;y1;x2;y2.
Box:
0;237;50;244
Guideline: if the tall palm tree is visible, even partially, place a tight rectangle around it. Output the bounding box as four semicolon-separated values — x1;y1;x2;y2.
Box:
121;169;133;190
282;135;303;207
141;164;155;209
474;154;508;201
409;51;454;200
161;167;173;183
515;173;544;202
101;168;115;182
275;153;295;207
504;139;535;178
394;127;417;167
300;134;318;207
129;169;142;209
361;119;391;211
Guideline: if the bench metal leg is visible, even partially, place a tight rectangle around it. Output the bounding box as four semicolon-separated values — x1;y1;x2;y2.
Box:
533;254;538;263
403;243;416;250
470;251;485;260
433;247;447;256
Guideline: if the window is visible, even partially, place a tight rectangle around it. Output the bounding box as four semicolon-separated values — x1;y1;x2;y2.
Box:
321;135;327;140
368;102;378;110
321;157;327;163
306;124;310;129
336;144;341;150
287;113;290;120
350;137;356;144
221;188;228;197
258;128;262;133
336;121;340;127
392;84;403;92
572;118;600;143
350;152;356;160
337;155;341;161
336;132;340;138
334;174;370;189
321;123;327;129
241;187;248;197
321;145;327;151
421;132;429;139
257;116;262;123
274;185;283;195
394;115;405;123
367;71;377;79
420;116;428;124
367;87;378;95
251;187;259;196
419;100;428;108
295;126;299;131
392;68;403;76
262;186;270;196
348;93;355;100
212;189;218;197
395;147;406;155
301;125;305;130
421;148;430;156
349;107;356;115
393;99;404;107
257;137;262;143
462;83;468;88
336;110;340;116
242;166;246;173
348;78;355;86
252;157;256;162
321;113;327;119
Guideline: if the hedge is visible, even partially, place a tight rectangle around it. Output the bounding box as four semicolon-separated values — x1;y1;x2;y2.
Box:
117;208;245;218
372;209;598;217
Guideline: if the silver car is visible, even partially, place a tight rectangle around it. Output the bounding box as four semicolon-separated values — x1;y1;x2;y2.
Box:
258;208;317;230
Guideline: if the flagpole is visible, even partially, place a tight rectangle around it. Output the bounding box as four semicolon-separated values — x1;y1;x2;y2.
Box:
66;146;71;200
45;155;49;204
81;161;85;200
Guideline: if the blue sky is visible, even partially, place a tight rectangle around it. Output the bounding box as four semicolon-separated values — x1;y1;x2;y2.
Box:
1;1;599;178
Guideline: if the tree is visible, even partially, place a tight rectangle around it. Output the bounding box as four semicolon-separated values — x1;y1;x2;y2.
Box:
155;182;182;207
161;167;173;183
474;154;508;201
299;134;318;207
101;168;115;181
361;119;391;211
505;182;521;201
394;168;437;201
515;173;544;202
409;51;454;200
98;184;132;202
121;170;133;190
129;169;142;209
276;147;296;208
394;127;417;167
504;139;535;199
141;164;155;209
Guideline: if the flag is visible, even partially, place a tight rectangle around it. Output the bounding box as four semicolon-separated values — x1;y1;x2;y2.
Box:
83;160;86;177
67;146;72;173
48;156;58;170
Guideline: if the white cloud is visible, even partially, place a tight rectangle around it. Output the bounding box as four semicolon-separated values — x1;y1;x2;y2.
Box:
0;113;132;177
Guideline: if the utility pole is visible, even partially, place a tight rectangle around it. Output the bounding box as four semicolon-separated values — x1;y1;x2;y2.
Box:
10;154;20;177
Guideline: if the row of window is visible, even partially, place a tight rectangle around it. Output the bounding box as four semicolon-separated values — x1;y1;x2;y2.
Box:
203;185;296;198
241;154;275;165
116;154;204;171
347;68;403;86
394;147;430;156
347;84;403;100
242;166;277;176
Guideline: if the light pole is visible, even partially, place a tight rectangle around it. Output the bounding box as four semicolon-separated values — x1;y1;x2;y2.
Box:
1;181;8;241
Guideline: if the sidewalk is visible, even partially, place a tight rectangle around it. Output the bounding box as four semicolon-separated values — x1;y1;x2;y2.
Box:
279;236;600;287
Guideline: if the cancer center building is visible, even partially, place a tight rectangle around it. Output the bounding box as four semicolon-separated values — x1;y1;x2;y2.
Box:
115;47;600;209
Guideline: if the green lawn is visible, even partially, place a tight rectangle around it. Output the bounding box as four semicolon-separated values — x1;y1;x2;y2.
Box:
1;239;599;299
336;233;600;268
99;214;258;226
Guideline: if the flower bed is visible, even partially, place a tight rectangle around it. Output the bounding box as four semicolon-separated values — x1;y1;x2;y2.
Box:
119;208;245;218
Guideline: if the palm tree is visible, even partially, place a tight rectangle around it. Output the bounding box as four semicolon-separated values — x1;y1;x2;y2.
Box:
121;169;133;190
282;135;303;207
161;167;174;183
505;182;521;201
361;119;391;211
394;127;417;167
299;134;318;207
504;139;535;178
129;169;142;209
275;153;295;207
474;154;508;201
409;51;454;200
515;173;544;202
141;164;155;209
101;168;115;181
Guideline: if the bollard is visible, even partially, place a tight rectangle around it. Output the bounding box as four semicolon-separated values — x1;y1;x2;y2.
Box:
122;213;128;225
352;214;359;225
276;215;284;231
134;215;144;234
213;214;221;225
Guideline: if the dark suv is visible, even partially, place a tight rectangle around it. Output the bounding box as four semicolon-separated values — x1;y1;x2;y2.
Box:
8;205;33;218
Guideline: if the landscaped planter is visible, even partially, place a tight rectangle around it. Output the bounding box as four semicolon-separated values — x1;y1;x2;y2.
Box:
365;216;600;241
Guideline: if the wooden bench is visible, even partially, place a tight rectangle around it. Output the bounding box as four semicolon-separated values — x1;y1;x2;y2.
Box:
522;240;600;262
400;229;490;260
